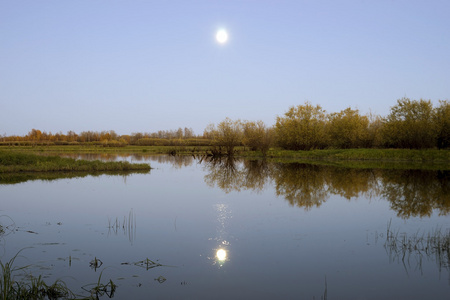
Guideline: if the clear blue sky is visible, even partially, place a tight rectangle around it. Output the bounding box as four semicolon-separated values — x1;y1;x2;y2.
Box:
1;0;449;136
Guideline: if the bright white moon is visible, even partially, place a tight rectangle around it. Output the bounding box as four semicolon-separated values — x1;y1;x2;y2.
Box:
216;249;227;261
216;29;228;44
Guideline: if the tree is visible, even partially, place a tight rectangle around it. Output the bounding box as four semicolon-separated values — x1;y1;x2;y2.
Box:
184;127;194;139
27;129;42;141
275;102;327;150
434;100;450;149
66;131;78;142
242;120;274;155
365;112;384;148
326;107;369;148
204;118;243;156
382;98;436;149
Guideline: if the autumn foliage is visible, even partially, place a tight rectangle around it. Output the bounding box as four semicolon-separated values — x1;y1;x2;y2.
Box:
1;98;448;150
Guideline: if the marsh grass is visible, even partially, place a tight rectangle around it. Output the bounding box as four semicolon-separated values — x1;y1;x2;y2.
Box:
1;249;120;299
263;148;450;162
0;250;74;300
15;275;73;300
7;145;449;162
0;151;150;173
107;209;136;244
3;146;450;171
82;269;117;299
384;221;450;273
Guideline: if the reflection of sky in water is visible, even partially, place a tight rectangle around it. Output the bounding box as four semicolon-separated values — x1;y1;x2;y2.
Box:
0;155;449;299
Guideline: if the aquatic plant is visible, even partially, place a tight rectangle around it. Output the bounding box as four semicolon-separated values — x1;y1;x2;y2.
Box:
0;250;75;300
89;257;103;271
82;269;117;299
107;209;136;244
1;249;121;299
385;221;450;273
134;258;163;271
0;215;15;237
15;275;73;300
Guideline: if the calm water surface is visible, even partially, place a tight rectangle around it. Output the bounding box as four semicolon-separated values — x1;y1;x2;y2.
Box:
1;155;449;299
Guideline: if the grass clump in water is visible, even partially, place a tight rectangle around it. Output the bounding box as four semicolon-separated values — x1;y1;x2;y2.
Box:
0;250;74;300
384;221;450;272
0;151;150;173
1;250;118;299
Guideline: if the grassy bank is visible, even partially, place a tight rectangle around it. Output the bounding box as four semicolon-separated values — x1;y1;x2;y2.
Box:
2;145;449;168
0;151;151;173
261;148;450;162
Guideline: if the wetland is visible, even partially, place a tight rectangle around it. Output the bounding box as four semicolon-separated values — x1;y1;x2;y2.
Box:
0;153;449;299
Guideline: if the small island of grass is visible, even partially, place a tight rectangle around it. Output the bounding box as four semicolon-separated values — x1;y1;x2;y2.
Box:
0;151;151;173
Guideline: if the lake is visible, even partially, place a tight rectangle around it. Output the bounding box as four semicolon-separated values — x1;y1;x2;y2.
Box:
1;154;449;299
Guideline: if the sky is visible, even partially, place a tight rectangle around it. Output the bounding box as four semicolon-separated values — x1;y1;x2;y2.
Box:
1;0;449;136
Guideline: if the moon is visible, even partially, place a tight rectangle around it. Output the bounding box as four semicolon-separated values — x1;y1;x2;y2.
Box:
216;29;229;44
216;249;227;261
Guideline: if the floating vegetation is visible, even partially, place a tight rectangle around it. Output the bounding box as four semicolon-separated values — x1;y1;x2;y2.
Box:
154;275;166;284
134;258;163;271
82;269;117;299
120;258;173;271
90;257;103;271
384;220;450;274
0;215;15;237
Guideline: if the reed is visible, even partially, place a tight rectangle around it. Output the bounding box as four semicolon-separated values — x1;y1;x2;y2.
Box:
107;209;136;244
0;250;75;300
385;222;450;272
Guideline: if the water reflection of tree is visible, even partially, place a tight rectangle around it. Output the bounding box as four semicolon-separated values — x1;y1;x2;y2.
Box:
203;158;271;193
381;170;450;218
326;168;381;200
271;165;380;209
203;157;245;193
147;155;195;168
271;164;330;209
201;158;449;218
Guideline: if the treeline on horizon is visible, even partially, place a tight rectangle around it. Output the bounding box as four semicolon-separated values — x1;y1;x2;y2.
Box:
1;98;449;152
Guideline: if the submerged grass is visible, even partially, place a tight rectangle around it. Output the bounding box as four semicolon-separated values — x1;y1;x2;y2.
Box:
107;209;136;244
1;251;118;299
384;221;450;273
0;151;150;173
